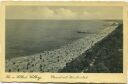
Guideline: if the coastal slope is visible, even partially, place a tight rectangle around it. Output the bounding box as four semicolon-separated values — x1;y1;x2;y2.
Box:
59;24;123;73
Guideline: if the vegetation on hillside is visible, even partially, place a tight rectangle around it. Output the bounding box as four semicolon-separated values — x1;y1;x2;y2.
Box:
59;24;123;73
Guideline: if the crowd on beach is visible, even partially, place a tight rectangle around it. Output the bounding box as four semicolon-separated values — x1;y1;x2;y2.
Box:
5;22;119;72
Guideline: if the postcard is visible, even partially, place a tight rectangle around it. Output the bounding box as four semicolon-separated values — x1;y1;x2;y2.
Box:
0;1;127;83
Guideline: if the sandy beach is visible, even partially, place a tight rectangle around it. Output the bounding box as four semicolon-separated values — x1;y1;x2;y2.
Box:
5;21;121;72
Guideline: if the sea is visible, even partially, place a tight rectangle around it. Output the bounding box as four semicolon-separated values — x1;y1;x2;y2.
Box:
5;20;116;59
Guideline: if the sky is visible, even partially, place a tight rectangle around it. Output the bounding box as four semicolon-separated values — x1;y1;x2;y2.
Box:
6;6;123;20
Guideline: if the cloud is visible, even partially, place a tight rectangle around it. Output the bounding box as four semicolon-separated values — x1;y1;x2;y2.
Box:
6;6;122;20
36;7;55;19
41;7;55;17
55;8;77;19
39;8;78;19
83;11;90;15
35;8;78;19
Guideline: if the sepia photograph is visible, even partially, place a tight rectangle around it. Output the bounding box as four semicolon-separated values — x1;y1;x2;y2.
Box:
0;1;127;83
5;5;123;73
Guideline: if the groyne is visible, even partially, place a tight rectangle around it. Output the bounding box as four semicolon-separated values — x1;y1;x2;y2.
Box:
5;22;120;72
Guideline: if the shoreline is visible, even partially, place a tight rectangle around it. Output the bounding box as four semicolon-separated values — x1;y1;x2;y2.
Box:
6;23;119;72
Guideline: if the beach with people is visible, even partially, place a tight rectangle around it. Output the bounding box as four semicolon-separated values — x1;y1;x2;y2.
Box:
5;21;121;72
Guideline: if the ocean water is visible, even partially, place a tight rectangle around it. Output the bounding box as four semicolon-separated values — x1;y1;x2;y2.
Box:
6;20;111;59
